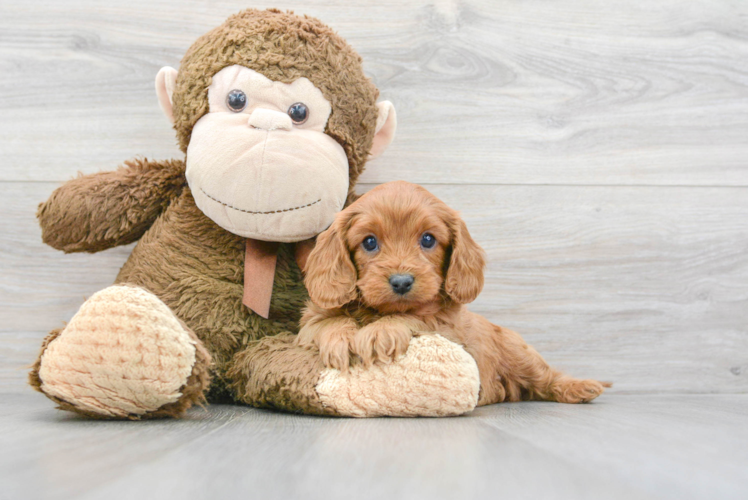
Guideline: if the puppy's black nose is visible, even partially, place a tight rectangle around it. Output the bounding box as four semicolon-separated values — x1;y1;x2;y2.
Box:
389;274;414;295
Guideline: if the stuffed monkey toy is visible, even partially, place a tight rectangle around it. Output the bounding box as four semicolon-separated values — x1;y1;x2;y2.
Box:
29;9;481;419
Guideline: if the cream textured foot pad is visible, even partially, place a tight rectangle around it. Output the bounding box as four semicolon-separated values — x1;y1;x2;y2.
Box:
316;334;480;417
38;286;197;418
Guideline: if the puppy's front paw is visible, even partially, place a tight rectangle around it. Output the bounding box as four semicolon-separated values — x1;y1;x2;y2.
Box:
318;325;356;372
352;321;412;367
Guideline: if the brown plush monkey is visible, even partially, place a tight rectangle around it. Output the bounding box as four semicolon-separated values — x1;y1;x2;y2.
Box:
29;9;481;419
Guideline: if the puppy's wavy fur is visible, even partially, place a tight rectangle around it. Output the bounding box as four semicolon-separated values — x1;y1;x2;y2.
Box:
298;181;610;405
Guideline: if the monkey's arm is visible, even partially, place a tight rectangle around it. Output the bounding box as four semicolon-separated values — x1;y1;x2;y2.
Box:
38;158;186;253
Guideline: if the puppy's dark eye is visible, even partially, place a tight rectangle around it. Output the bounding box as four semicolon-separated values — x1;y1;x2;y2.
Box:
362;236;378;252
287;102;308;124
420;233;436;249
226;90;247;112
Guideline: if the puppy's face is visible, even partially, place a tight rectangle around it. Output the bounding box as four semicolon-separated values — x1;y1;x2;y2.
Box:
346;193;451;313
304;181;486;312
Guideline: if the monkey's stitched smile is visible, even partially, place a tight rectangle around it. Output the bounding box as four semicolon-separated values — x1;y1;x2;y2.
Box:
200;188;321;215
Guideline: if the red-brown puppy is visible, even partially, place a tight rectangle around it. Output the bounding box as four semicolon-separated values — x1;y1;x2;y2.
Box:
297;181;610;405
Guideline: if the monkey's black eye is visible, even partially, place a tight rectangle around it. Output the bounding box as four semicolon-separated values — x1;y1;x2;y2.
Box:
226;90;247;112
361;236;378;252
287;102;308;124
420;233;436;249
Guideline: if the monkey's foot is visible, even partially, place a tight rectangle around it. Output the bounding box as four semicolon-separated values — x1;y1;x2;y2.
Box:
316;334;480;417
32;285;211;419
230;333;478;417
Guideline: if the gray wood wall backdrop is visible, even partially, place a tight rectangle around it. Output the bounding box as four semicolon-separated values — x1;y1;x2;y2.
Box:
1;0;746;395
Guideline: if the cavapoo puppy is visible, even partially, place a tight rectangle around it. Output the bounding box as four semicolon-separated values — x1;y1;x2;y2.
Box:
296;181;610;405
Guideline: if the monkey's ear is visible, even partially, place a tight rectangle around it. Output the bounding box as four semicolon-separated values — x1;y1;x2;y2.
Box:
155;66;178;124
368;101;397;160
303;213;358;309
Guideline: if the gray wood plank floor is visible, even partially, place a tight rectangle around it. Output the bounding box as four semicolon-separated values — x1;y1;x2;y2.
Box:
1;1;747;499
2;393;747;500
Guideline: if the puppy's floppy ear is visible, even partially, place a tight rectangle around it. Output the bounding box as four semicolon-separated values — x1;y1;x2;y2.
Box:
444;213;486;304
304;211;358;309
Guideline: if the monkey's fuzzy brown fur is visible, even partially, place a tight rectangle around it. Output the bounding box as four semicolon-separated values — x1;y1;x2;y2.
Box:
29;9;383;417
299;181;611;404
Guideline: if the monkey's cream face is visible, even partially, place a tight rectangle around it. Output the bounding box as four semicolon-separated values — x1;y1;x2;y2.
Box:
186;65;349;242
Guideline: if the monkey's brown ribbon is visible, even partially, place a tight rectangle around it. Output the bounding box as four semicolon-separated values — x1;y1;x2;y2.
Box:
243;238;315;319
